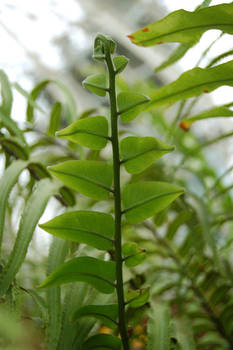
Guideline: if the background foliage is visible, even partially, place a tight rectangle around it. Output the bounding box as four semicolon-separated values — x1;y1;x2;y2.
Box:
0;1;233;349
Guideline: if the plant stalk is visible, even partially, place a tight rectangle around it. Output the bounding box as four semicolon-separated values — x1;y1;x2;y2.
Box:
105;49;129;350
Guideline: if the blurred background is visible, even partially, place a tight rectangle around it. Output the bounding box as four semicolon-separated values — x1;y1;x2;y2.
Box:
1;1;233;349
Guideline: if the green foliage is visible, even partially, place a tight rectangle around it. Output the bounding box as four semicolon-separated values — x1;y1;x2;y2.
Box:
128;3;233;47
120;136;174;174
48;160;113;200
40;211;114;251
1;1;233;349
56;115;109;149
122;182;183;224
71;304;118;328
117;92;150;122
39;256;116;294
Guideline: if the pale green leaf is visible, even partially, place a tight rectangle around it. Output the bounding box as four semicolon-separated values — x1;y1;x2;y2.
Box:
113;56;129;74
181;104;233;129
0;160;28;249
82;74;107;97
26;79;77;123
122;242;146;267
154;1;212;72
126;287;150;308
40;210;114;251
71;304;118;329
39;256;116;294
155;44;191;73
46;238;69;350
149;60;233;109
120;136;174;174
147;303;171;350
0;179;60;297
49;160;113;200
117;92;150;122
56;116;109;150
47;102;62;137
122;182;184;224
0;70;13;117
82;334;121;350
174;318;196;350
128;3;233;47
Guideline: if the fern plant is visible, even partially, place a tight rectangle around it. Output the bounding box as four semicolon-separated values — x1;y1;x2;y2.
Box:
38;34;183;349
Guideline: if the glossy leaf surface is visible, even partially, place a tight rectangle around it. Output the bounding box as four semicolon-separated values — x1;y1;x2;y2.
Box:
82;334;121;350
49;160;113;200
39;256;116;294
71;304;118;329
123;182;184;224
40;210;114;251
149;60;233;109
117;92;150;122
56;116;108;150
122;242;146;267
120;136;174;174
129;3;233;47
83;74;107;97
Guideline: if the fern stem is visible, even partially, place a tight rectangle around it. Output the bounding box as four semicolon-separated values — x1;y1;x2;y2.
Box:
105;48;129;350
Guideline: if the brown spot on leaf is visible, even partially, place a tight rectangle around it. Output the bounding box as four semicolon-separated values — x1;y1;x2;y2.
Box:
179;121;192;131
142;27;149;32
203;89;209;93
157;41;163;45
127;34;135;40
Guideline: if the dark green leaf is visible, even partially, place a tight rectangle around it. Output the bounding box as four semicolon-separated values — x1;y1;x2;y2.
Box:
83;74;107;97
117;92;150;122
128;3;233;47
40;210;114;251
71;304;118;329
0;136;29;160
113;56;129;74
38;256;116;294
122;242;146;267
82;334;121;350
120;136;174;174
122;182;184;224
0;110;28;146
126;287;150;308
56;116;109;150
48;160;113;200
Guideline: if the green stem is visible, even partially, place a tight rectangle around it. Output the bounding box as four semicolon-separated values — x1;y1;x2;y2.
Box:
105;47;129;349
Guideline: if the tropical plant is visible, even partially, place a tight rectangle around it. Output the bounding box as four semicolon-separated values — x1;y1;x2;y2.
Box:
1;1;233;349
